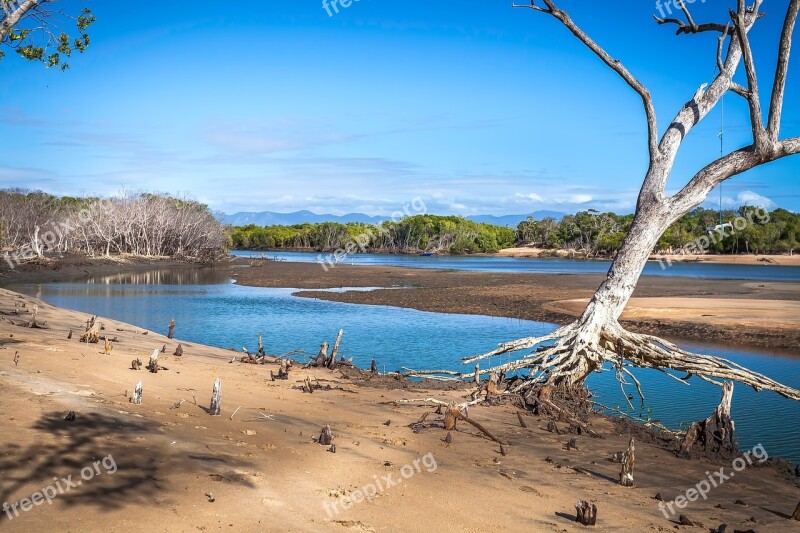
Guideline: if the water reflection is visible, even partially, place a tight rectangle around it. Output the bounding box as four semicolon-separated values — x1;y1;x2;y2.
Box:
81;267;232;286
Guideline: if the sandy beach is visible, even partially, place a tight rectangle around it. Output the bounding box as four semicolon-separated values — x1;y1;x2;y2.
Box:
1;286;799;532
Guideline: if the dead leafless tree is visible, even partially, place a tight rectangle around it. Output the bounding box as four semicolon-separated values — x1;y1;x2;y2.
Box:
465;1;800;400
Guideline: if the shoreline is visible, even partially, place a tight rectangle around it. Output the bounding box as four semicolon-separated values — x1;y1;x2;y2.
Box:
4;255;800;352
1;287;798;531
233;247;800;267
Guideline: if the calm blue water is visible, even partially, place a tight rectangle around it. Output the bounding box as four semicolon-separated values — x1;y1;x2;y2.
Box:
232;250;800;281
12;269;800;464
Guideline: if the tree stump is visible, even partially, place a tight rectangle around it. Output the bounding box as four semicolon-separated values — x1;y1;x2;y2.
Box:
474;364;480;384
575;500;597;526
443;401;461;431
103;337;113;355
147;349;159;373
486;373;499;398
257;332;265;357
619;437;635;487
173;343;183;356
319;425;333;445
161;344;166;353
131;381;142;404
315;342;329;367
131;358;142;370
80;318;100;343
167;319;175;339
25;304;39;328
278;359;290;379
328;329;343;369
209;378;221;415
679;382;737;459
370;359;378;373
517;411;528;428
791;500;800;521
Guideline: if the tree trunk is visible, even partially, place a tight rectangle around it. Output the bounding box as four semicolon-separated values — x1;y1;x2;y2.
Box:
562;202;673;383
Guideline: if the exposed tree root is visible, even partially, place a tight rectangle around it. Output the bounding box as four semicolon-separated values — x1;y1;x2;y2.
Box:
465;319;800;401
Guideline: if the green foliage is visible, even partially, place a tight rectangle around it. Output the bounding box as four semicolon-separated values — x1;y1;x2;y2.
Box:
231;207;800;257
230;215;517;255
1;6;95;71
518;206;798;256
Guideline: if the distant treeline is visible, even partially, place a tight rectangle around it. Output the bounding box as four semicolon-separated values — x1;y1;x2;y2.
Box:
232;207;800;256
0;189;228;264
231;215;516;254
519;207;798;256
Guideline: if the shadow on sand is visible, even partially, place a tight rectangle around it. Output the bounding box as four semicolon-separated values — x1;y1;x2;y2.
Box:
0;410;256;520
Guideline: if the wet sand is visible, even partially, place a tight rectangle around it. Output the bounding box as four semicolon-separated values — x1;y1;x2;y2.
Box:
1;288;799;532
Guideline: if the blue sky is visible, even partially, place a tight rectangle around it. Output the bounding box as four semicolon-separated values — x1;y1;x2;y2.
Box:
0;0;798;216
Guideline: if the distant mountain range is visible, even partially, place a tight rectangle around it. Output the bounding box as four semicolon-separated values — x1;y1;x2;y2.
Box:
221;210;566;227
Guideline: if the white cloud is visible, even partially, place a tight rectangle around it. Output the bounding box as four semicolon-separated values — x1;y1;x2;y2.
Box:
721;191;776;209
515;192;544;202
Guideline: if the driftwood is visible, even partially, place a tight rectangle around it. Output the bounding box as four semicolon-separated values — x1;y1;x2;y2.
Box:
130;358;142;370
791;500;800;521
517;411;528;428
619;437;635;487
679;381;736;459
131;381;142;404
67;329;72;340
160;344;166;353
173;343;183;356
474;364;480;384
13;351;19;366
243;347;255;362
318;425;333;445
209;378;221;415
370;359;378;373
103;337;113;355
167;318;175;339
575;500;597;526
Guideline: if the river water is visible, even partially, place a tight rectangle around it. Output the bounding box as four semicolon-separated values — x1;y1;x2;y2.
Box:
231;250;800;281
12;267;800;464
